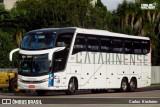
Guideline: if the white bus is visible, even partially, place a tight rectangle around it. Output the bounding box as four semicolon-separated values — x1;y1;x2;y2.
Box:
9;27;151;95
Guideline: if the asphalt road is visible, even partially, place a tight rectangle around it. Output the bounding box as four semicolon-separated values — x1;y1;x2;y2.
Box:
0;86;160;107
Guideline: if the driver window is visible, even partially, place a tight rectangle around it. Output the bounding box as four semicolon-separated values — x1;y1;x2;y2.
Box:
52;33;74;72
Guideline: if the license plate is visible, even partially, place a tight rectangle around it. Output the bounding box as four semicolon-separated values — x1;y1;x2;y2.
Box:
29;85;35;88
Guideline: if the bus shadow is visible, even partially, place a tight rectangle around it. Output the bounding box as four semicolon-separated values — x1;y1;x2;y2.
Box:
1;86;160;97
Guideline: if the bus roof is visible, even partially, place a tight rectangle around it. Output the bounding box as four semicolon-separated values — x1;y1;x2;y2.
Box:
74;27;150;40
26;28;76;34
27;27;150;40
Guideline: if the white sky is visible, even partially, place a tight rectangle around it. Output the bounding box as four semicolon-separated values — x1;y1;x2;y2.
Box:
101;0;134;11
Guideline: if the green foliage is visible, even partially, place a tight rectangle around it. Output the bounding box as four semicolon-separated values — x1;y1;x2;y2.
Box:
0;31;18;68
14;0;109;29
0;0;160;67
114;0;160;65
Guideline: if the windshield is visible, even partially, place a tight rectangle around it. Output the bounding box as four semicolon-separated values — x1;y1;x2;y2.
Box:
21;33;56;50
19;54;50;76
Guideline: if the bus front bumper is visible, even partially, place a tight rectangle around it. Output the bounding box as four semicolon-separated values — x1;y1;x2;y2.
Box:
18;80;66;90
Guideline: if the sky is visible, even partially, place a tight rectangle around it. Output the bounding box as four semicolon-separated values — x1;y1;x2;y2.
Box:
101;0;134;11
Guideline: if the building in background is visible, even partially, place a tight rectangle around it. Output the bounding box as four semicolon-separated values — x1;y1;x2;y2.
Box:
0;0;17;10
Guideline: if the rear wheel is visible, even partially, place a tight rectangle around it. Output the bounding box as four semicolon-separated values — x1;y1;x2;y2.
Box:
120;78;128;92
129;79;137;92
36;90;47;96
65;78;77;95
9;77;19;93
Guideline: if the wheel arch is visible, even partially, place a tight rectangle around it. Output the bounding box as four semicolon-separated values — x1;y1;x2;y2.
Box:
121;77;129;83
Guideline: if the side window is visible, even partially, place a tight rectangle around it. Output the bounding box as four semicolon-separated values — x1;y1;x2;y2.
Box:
72;34;86;54
112;39;123;53
100;38;112;52
87;37;99;52
142;40;150;54
133;40;142;54
53;33;74;72
56;33;74;49
124;40;132;54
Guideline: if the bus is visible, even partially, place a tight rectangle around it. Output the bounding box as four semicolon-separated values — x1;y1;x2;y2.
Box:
9;27;151;95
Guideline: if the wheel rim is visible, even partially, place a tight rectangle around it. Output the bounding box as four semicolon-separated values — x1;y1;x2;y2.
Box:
122;81;127;91
130;81;136;91
69;82;75;93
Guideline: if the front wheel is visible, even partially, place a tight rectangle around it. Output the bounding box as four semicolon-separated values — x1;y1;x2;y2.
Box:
65;78;76;95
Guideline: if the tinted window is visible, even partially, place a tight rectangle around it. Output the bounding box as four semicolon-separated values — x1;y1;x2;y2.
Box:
19;54;50;76
87;37;99;52
112;39;123;53
56;33;74;49
142;40;150;54
54;33;74;72
124;40;132;54
72;33;150;55
72;35;87;54
100;38;112;52
133;40;142;54
21;33;56;50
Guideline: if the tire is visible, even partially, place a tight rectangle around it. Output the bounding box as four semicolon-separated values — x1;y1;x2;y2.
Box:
65;78;77;95
9;77;19;93
120;78;128;92
129;79;137;92
36;90;47;96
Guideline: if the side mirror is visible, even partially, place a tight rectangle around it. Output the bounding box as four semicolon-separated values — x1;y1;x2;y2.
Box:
48;47;65;61
57;42;66;47
9;48;19;61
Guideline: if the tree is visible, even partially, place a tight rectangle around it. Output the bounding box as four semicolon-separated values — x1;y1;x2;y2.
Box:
0;31;18;67
0;0;160;66
113;0;160;65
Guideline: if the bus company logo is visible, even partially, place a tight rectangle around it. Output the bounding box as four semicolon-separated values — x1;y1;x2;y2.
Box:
75;52;149;65
2;99;11;104
141;2;158;10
